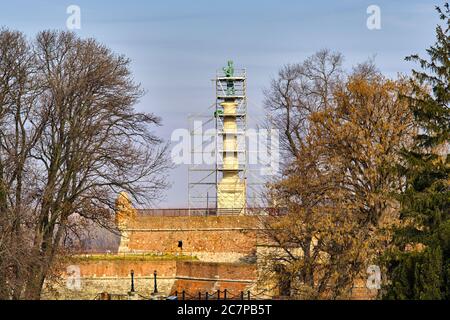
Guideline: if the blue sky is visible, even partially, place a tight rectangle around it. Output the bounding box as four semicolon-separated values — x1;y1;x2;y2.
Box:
0;0;443;207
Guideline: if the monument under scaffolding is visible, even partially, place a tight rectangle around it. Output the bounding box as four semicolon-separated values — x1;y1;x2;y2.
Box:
188;61;249;215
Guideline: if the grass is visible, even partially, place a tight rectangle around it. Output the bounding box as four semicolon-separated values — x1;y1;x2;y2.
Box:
71;253;198;262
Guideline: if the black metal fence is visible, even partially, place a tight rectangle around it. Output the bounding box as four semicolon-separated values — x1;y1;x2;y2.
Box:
94;290;258;301
169;290;252;300
138;207;287;217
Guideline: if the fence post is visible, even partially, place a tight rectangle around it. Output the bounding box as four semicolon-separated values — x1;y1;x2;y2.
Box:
153;270;158;293
130;270;135;293
224;289;227;300
247;291;251;300
198;292;201;300
240;291;244;300
182;290;186;300
217;290;220;300
100;292;110;300
206;292;209;300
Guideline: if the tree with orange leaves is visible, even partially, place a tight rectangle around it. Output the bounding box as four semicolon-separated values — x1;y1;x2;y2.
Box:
260;60;415;299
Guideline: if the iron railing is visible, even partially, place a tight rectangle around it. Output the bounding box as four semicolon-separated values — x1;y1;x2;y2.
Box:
137;207;286;217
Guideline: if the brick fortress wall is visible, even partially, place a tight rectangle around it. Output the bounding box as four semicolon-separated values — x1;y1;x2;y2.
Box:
122;215;259;263
45;259;257;300
46;212;377;300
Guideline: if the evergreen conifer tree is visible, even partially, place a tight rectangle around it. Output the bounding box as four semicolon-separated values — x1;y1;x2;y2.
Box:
384;3;450;300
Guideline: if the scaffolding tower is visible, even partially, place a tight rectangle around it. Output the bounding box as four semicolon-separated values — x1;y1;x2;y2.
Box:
188;61;248;215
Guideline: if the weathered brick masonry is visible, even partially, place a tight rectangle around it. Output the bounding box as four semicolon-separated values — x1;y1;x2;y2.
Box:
174;261;257;297
48;214;377;299
46;215;260;299
46;259;257;300
123;215;259;262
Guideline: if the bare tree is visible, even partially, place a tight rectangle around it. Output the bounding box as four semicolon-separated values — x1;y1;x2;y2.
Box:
264;49;344;162
0;28;41;299
0;30;170;299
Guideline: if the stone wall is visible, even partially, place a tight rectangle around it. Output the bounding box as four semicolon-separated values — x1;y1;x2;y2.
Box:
45;259;257;300
174;261;256;298
43;259;178;300
121;216;259;263
47;257;375;300
350;279;379;300
45;213;378;300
